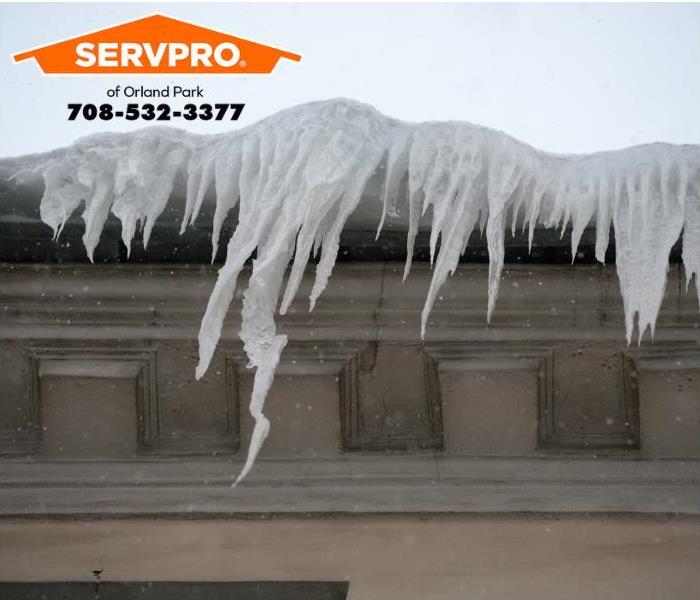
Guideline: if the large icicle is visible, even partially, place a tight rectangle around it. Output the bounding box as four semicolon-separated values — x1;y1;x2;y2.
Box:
9;98;699;482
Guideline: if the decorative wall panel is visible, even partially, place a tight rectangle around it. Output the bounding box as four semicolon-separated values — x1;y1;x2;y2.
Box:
341;344;443;451
539;345;640;450
1;347;241;456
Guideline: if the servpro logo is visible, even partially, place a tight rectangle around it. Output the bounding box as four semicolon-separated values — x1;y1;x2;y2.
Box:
13;14;301;74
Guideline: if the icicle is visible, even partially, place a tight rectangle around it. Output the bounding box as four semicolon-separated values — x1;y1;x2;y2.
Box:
38;159;87;238
485;152;525;322
683;189;700;303
210;145;242;263
235;226;296;485
594;174;611;264
309;158;385;310
570;180;597;264
82;173;115;262
14;98;696;484
376;125;413;240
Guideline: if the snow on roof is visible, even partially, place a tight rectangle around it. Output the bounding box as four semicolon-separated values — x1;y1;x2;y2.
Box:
3;98;699;483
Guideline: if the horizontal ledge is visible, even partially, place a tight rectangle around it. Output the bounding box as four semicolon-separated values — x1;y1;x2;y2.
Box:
0;457;697;516
0;484;696;517
0;325;697;346
1;455;697;482
2;455;698;480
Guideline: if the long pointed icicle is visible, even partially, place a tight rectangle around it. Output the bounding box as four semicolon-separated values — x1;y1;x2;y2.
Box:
11;97;698;483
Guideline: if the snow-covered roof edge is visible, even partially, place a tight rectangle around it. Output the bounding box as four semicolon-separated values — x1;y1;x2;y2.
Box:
5;98;699;483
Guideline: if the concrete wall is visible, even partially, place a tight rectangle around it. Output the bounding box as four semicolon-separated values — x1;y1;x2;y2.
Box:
1;263;698;464
0;262;698;598
1;517;698;600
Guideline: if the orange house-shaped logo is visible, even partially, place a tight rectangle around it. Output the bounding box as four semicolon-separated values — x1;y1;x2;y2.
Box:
13;14;301;74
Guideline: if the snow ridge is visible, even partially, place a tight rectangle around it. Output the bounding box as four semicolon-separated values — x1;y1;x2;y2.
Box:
23;98;700;483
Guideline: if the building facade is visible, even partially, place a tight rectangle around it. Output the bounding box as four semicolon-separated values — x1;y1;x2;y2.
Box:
0;242;698;598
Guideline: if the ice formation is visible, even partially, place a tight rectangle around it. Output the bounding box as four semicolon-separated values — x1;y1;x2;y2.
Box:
10;98;700;483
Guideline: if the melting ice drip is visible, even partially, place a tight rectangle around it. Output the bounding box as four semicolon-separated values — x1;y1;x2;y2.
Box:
16;98;700;484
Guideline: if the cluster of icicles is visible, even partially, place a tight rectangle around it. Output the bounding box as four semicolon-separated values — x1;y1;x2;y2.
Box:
20;98;700;484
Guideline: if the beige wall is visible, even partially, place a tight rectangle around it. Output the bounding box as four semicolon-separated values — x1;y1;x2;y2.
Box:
1;516;698;600
0;264;698;599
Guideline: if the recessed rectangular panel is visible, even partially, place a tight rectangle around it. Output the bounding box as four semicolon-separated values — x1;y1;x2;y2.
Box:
639;366;699;458
539;344;639;450
0;342;36;454
441;369;538;454
341;344;443;451
40;375;138;458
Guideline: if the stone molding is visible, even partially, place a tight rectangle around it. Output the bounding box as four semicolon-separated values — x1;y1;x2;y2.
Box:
0;347;241;456
1;263;697;343
0;264;697;515
0;456;697;516
0;347;157;455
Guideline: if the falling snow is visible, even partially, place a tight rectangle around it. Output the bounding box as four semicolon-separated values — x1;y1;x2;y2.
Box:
8;98;700;483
